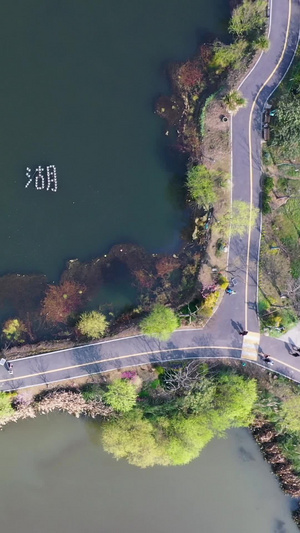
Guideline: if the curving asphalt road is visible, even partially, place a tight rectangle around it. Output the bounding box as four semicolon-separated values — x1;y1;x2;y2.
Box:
1;0;300;392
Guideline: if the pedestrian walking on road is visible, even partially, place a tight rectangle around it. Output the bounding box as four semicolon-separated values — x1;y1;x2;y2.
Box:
226;287;236;295
263;354;274;365
239;330;248;336
291;347;300;357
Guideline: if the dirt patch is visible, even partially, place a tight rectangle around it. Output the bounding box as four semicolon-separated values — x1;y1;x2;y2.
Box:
202;98;230;171
200;97;231;278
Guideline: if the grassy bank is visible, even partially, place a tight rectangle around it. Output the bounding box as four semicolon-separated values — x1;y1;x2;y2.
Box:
259;47;300;335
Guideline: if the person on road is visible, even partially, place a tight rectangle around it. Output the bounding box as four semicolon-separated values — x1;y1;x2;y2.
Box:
263;355;274;365
225;287;236;295
7;362;13;375
290;347;300;357
239;330;248;336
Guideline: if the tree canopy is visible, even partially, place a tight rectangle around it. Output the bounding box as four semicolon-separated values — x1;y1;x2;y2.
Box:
41;281;85;324
140;304;179;341
211;40;248;72
77;311;108;339
101;371;257;468
186;165;216;208
229;0;267;38
218;200;259;237
2;318;26;344
103;379;137;413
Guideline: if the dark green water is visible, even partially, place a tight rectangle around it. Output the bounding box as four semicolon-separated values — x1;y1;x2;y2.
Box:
0;413;298;533
0;0;229;281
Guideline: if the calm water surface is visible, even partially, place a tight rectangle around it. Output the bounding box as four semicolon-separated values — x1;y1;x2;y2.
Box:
0;0;229;280
0;413;297;533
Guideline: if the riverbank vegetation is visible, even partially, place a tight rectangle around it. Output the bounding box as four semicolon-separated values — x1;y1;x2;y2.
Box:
259;47;300;335
2;359;300;509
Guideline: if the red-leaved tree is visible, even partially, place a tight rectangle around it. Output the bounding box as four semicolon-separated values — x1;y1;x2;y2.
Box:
41;281;85;324
177;59;203;90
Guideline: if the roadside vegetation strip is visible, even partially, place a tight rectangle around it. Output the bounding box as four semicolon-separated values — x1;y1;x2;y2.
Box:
258;13;300;336
244;0;292;330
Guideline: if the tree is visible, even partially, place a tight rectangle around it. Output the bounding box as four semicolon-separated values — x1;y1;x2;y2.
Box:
186;165;216;208
211;40;248;72
223;90;247;114
177;59;203;90
0;392;15;419
100;371;258;468
102;410;168;467
77;311;108;339
218;200;259;237
41;281;85;324
214;374;257;430
103;379;137;413
2;318;26;343
140;304;179;341
229;0;267;38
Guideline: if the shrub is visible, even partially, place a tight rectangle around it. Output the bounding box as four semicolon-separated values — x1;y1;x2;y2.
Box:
200;291;220;317
223;90;248;114
77;311;108;339
229;0;267;38
211;40;248;72
104;379;138;413
186;165;217;208
217;274;229;290
2;318;26;343
140;304;179;341
81;384;103;402
41;281;85;324
0;392;15;418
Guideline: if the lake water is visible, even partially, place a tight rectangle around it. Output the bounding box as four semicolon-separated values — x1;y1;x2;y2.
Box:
0;0;230;281
0;413;297;533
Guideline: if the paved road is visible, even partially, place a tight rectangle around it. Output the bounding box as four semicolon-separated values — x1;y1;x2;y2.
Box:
1;0;300;392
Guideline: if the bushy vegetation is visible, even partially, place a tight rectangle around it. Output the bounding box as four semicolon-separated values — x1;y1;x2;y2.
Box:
186;165;217;208
100;367;257;467
77;311;108;339
0;392;15;419
2;318;26;344
229;0;267;38
261;175;274;214
211;40;248;72
223;90;247;114
140;304;179;341
255;375;300;477
103;379;138;413
41;281;85;324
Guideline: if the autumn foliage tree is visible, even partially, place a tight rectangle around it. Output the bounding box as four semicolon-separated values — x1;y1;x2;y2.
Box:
41;281;85;324
177;59;203;90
